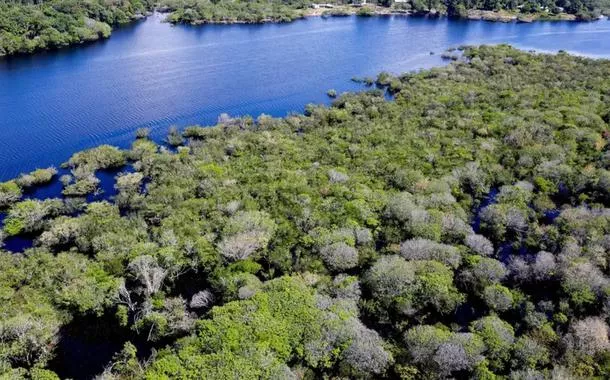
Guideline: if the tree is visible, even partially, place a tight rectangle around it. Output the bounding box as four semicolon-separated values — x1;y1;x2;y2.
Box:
566;317;610;357
465;234;495;256
470;315;515;370
320;242;359;271
218;211;276;261
400;238;461;268
128;255;167;297
0;181;21;208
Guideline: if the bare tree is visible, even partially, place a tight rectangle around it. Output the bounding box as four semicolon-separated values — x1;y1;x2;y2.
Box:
128;255;167;297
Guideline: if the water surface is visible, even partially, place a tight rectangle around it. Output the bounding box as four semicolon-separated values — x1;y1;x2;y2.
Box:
1;14;609;181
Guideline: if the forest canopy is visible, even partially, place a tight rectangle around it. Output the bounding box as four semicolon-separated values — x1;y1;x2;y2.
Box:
0;0;153;56
1;45;610;379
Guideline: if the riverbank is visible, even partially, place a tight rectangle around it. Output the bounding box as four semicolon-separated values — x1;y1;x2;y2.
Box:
0;0;154;58
163;4;600;26
3;13;610;180
465;9;577;22
1;2;604;59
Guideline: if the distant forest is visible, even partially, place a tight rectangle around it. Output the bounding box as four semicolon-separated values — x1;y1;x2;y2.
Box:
1;0;609;56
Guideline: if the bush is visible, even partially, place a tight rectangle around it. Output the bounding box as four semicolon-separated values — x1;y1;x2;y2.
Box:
365;256;463;316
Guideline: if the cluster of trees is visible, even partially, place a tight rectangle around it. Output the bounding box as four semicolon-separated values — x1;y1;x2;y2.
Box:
161;0;310;23
0;0;153;57
1;45;610;378
441;0;610;19
2;0;608;57
162;0;610;25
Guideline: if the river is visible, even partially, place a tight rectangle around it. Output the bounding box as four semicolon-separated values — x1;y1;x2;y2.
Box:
0;14;609;181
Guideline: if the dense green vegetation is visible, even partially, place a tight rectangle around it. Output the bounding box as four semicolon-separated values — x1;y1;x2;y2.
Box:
1;45;610;379
442;0;610;19
163;0;610;25
2;0;609;56
162;0;310;23
0;0;152;56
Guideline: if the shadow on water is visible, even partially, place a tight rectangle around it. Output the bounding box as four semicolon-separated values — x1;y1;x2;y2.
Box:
47;313;158;379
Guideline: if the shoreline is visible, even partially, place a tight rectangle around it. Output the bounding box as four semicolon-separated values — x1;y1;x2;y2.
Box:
165;5;600;26
1;7;603;58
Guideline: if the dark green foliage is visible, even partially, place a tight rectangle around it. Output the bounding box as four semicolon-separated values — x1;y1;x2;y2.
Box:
0;0;153;56
162;0;309;24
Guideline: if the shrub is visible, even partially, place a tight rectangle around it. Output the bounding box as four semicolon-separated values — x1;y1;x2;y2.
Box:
404;325;452;365
166;126;184;147
327;169;349;184
330;274;361;301
433;333;485;376
136;128;150;139
128;255;167;297
385;192;415;222
512;336;549;369
561;260;608;307
441;213;473;241
341;319;393;375
364;255;415;302
62;173;100;196
531;251;557;281
37;217;81;248
462;256;508;291
452;162;490;197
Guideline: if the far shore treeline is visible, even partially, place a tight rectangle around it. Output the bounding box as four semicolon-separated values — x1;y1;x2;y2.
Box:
1;46;610;379
1;0;609;57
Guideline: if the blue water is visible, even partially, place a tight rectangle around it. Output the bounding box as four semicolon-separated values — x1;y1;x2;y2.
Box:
1;14;610;181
